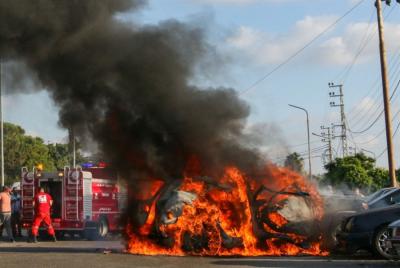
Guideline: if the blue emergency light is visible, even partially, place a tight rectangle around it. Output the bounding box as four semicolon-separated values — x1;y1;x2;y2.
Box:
81;162;95;168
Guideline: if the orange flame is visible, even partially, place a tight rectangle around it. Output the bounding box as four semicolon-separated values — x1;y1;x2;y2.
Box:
268;212;288;227
126;163;327;256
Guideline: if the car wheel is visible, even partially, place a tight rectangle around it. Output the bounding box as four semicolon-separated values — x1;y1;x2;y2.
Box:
373;225;397;260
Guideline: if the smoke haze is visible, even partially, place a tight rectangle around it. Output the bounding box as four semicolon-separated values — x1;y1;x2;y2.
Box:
0;0;264;181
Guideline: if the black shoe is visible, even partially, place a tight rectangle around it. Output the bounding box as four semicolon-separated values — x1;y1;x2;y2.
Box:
9;239;15;243
52;236;57;242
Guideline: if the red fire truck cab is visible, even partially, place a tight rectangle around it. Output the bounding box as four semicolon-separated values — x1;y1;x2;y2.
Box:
21;165;127;240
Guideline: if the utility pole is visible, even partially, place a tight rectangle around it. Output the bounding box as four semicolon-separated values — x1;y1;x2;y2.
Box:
329;83;348;157
348;146;357;156
311;126;333;165
321;126;333;163
312;126;333;164
376;0;398;187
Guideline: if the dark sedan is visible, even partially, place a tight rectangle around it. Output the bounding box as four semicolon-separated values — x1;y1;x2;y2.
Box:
337;204;400;259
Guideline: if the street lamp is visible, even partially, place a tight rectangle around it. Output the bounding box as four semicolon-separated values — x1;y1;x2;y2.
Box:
289;104;312;180
0;60;4;187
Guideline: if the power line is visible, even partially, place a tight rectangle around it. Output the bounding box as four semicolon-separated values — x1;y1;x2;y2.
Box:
239;0;366;96
271;145;329;161
349;77;400;134
344;7;400;123
335;8;376;84
354;107;400;145
287;140;320;148
347;48;400;127
376;120;400;160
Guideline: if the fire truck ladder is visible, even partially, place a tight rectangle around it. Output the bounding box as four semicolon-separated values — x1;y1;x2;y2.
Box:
21;167;35;220
64;166;80;221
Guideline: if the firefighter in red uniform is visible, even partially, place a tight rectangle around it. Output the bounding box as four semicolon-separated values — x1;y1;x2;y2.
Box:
31;187;56;242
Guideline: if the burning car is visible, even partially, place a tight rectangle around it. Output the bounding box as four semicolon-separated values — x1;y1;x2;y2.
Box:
125;165;327;256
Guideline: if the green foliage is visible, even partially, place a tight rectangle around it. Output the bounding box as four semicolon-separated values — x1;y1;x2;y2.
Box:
369;167;390;191
284;152;304;173
4;122;83;185
4;123;54;183
323;153;393;192
47;143;85;170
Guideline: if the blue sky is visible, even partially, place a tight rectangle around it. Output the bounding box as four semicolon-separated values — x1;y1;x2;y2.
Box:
3;0;400;174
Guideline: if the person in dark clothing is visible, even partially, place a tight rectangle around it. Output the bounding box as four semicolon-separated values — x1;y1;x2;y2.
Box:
11;187;22;238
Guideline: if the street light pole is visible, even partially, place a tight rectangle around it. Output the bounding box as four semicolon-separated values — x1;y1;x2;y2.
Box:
0;60;4;187
289;104;312;180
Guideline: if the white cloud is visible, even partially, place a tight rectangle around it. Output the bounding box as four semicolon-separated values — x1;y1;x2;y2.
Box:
226;16;400;67
227;26;262;49
227;15;337;65
316;22;400;66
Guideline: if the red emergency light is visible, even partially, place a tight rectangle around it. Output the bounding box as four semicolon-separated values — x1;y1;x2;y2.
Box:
98;161;107;168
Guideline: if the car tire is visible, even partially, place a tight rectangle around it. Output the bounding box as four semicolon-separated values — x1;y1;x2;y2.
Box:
373;225;397;260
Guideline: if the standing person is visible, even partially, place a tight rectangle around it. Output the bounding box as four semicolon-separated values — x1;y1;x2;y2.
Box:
354;187;365;198
31;187;56;242
0;186;15;242
11;187;22;238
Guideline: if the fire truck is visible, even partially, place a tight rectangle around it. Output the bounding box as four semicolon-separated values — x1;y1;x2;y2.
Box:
21;165;127;240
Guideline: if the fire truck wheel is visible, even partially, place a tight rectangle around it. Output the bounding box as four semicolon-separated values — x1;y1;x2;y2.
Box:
55;231;64;240
85;217;109;240
97;217;109;239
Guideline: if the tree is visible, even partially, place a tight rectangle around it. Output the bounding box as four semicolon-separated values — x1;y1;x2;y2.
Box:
22;136;56;172
4;123;27;181
3;122;85;185
369;167;390;191
4;122;54;184
284;152;304;173
323;153;393;192
47;142;85;169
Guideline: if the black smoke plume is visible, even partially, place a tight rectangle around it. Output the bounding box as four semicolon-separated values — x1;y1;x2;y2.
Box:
0;0;264;181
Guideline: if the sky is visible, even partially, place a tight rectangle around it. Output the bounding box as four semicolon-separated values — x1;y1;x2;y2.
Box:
3;0;400;174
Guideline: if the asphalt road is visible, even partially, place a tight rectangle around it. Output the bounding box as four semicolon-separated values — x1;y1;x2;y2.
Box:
0;237;399;268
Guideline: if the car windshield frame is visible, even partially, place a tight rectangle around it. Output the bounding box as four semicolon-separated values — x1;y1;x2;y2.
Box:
365;188;394;203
